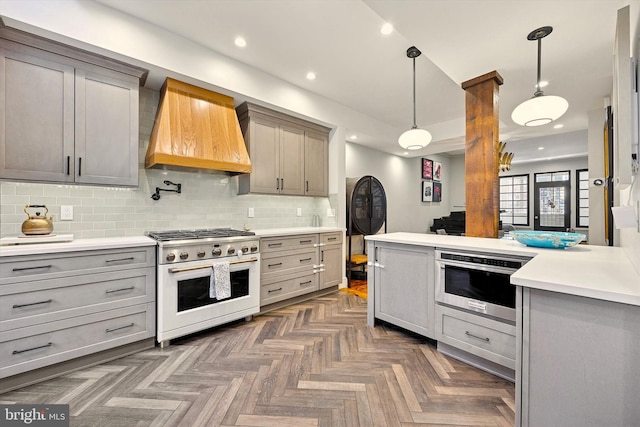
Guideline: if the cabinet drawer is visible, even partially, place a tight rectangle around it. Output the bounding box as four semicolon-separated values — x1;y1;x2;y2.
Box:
321;232;342;245
0;247;155;285
436;304;516;369
261;273;317;305
261;248;317;278
0;303;154;378
1;267;155;331
261;235;318;253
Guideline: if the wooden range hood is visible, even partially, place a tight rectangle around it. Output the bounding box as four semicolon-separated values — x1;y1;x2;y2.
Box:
145;78;251;174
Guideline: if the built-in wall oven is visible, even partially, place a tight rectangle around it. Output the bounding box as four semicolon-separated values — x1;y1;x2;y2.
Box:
435;249;530;322
148;229;260;347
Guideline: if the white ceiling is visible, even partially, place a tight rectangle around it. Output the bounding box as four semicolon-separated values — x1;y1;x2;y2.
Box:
95;0;637;163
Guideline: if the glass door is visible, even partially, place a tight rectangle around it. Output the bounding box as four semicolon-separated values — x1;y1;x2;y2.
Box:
534;171;571;231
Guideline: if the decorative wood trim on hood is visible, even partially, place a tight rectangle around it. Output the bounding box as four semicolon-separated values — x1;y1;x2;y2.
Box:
145;78;252;174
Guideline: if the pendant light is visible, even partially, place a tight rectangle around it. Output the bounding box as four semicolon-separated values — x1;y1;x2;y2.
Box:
399;46;432;150
511;26;568;127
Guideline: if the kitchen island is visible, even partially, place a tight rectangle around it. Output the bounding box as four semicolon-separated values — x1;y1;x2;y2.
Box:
365;232;640;427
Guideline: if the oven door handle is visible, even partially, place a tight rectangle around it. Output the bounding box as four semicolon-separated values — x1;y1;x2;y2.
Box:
168;257;258;273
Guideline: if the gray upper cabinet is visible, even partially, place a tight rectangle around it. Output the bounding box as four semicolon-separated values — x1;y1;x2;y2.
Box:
236;102;330;196
0;32;146;187
304;130;328;196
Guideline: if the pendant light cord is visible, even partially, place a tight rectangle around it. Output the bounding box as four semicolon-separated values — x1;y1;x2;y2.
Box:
535;37;543;96
412;56;417;129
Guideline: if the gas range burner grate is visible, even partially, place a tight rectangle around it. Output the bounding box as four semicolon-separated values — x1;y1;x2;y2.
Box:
147;228;255;241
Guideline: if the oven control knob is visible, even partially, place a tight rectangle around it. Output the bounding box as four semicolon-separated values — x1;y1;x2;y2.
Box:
197;250;206;258
250;245;258;253
179;252;189;260
241;246;249;253
227;247;236;255
212;248;222;256
166;253;176;262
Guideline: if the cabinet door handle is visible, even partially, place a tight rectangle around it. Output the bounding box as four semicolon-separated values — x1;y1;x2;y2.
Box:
105;257;135;264
281;178;284;190
268;287;283;293
66;156;70;175
306;181;309;192
300;280;312;286
300;258;312;262
276;178;280;190
321;251;324;262
465;331;490;342
300;240;312;244
268;262;282;267
13;342;52;355
327;237;337;241
13;299;53;308
268;242;282;247
12;265;52;272
106;323;135;333
105;286;135;294
78;157;82;176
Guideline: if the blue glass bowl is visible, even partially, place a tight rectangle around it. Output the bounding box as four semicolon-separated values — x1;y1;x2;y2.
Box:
511;230;586;249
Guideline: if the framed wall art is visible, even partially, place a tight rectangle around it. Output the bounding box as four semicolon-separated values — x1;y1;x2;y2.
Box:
433;182;442;202
422;158;433;179
433;161;442;181
422;181;433;202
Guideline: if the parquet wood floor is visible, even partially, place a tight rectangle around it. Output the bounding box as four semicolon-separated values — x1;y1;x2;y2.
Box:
0;292;515;426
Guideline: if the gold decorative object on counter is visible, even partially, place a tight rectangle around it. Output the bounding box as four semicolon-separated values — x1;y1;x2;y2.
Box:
21;204;54;235
498;141;514;172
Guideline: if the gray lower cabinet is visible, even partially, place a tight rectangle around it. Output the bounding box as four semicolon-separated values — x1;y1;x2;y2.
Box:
0;31;145;186
517;287;640;427
0;245;156;384
260;231;343;307
435;304;516;374
368;241;435;338
318;232;342;289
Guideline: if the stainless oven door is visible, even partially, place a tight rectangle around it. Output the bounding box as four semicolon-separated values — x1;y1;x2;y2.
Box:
435;251;525;322
157;255;260;343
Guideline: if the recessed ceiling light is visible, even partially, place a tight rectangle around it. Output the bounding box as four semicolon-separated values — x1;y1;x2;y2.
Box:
349;134;358;140
306;72;316;80
234;36;247;48
380;22;393;35
538;147;545;150
553;123;564;129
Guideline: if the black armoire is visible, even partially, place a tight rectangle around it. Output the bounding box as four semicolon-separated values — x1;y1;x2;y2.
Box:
346;176;387;285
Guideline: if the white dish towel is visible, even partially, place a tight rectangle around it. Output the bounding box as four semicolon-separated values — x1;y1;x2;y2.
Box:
209;262;231;300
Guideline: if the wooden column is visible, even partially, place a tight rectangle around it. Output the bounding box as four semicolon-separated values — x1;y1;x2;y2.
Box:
461;71;503;238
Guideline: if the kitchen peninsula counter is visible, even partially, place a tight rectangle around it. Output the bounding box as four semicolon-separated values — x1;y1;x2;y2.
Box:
364;232;640;306
366;232;640;427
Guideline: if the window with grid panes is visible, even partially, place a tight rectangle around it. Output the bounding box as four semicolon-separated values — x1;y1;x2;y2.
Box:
499;174;529;226
576;169;589;227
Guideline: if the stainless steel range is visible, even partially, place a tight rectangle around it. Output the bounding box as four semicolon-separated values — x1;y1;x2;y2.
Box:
147;228;260;347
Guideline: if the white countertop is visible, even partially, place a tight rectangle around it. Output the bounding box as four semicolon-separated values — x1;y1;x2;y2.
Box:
365;232;640;307
0;236;156;257
253;227;344;237
0;228;345;257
